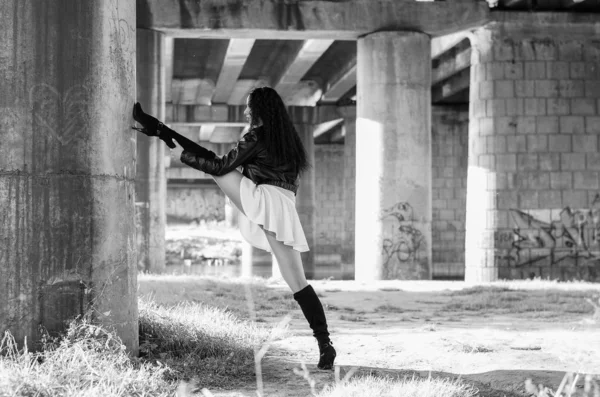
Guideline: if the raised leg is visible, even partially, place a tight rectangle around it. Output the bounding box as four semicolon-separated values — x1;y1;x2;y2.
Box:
211;171;246;216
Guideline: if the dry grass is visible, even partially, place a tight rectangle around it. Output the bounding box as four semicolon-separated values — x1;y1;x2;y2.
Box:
374;304;410;313
0;321;172;397
443;286;596;318
138;298;280;388
0;277;286;396
2;275;599;397
316;374;477;397
138;274;296;320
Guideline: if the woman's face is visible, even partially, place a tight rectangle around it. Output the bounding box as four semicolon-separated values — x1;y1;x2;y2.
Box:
244;96;252;123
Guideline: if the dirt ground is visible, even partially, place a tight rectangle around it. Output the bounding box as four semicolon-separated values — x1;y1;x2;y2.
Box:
193;279;600;397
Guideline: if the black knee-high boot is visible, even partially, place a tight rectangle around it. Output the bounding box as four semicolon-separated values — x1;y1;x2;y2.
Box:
293;285;336;370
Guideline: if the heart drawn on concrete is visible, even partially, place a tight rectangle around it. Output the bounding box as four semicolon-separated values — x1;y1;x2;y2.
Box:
29;83;90;146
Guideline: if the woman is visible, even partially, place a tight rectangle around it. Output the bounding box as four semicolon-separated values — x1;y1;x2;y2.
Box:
132;87;336;370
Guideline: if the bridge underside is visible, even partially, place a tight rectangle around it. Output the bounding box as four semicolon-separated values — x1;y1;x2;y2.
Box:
2;0;600;352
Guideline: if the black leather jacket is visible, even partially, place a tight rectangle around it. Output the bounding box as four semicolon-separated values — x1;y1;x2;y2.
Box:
180;126;300;194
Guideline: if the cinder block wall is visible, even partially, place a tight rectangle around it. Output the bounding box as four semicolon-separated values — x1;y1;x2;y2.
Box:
432;106;469;279
166;185;225;223
466;23;600;281
315;145;345;264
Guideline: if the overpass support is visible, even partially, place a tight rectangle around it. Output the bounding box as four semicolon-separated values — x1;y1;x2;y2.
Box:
136;28;167;274
0;0;138;352
355;32;432;281
339;106;357;275
290;107;318;279
466;14;600;282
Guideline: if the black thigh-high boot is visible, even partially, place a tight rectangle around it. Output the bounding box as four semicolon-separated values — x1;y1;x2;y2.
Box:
293;285;336;370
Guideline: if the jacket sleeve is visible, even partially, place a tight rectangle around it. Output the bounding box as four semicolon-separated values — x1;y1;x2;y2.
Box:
180;132;260;176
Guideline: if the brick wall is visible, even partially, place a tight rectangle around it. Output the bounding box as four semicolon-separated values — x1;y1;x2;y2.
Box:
432;106;469;279
466;21;600;281
166;184;225;223
315;144;345;264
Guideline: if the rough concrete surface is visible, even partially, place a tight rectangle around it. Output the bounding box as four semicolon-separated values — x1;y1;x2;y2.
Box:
0;0;138;352
137;0;489;39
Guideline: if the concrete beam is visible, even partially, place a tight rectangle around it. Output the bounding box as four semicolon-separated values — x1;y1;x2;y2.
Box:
313;119;344;139
562;0;594;8
166;104;346;125
212;39;255;104
171;78;215;105
321;63;356;104
170;121;247;128
487;12;600;39
210;126;244;143
502;0;528;6
432;40;471;85
167;104;241;123
432;67;470;103
431;31;469;59
275;39;334;99
330;126;345;144
167;167;211;179
199;125;216;141
228;79;268;105
280;80;323;106
138;0;489;39
166;124;201;142
318;105;349;124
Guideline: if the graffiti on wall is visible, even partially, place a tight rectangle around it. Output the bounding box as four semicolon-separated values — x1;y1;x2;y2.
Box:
381;202;427;279
495;194;600;279
29;84;90;146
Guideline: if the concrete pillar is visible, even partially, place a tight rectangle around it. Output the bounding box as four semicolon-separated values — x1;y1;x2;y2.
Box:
136;29;166;274
240;242;253;278
271;254;283;280
355;31;432;281
431;106;469;280
339;106;357;277
240;242;272;278
225;199;239;227
0;0;138;351
290;107;317;279
466;15;600;283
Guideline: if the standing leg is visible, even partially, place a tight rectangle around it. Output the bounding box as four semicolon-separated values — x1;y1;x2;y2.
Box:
262;230;307;293
263;231;337;370
209;171;337;369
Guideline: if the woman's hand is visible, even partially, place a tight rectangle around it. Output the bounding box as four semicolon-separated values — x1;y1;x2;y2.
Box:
170;141;185;161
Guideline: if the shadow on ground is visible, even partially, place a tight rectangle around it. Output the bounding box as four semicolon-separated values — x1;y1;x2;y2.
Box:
248;354;586;397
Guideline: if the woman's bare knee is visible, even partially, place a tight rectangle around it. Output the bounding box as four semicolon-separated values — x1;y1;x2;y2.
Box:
212;172;245;215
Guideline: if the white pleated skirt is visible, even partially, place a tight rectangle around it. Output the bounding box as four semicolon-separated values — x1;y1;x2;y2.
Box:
238;176;309;253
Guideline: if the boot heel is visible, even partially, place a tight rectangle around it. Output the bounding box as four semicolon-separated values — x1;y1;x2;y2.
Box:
317;341;336;370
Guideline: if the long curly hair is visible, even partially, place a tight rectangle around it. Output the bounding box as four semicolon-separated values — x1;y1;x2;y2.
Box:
246;87;310;175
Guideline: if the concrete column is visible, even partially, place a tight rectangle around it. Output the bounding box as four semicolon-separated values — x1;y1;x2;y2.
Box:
136;29;166;274
271;254;282;280
466;15;600;283
355;31;432;281
431;106;469;280
0;0;138;351
339;106;357;277
240;242;272;278
290;107;317;279
224;199;239;227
